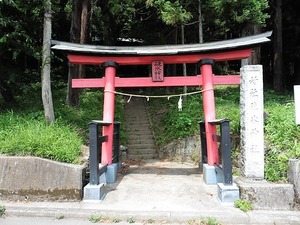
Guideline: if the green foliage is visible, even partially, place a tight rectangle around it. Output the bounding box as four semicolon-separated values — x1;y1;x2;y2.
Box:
187;217;222;225
204;0;269;38
0;84;125;164
264;91;299;181
112;217;121;223
146;218;155;223
234;199;253;212
148;86;240;147
0;205;6;217
88;215;102;223
55;214;65;220
0;111;82;163
146;0;192;25
127;216;135;223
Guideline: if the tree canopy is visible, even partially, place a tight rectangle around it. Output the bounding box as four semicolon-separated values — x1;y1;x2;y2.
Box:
0;0;299;108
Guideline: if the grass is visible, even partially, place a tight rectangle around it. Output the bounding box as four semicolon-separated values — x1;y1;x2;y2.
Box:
0;84;126;164
187;217;222;225
0;112;82;163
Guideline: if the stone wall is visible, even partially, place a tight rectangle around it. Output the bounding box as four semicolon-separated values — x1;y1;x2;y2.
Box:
158;135;201;163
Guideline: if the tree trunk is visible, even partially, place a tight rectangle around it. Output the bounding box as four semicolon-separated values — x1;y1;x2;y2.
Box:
0;78;15;104
78;0;91;81
273;0;283;91
41;3;55;124
99;1;117;45
198;0;203;43
67;0;83;107
241;25;261;66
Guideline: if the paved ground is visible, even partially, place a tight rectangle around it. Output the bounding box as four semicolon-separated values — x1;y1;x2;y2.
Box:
1;160;300;225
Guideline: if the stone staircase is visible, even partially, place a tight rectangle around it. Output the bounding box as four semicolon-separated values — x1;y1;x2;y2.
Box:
124;97;158;159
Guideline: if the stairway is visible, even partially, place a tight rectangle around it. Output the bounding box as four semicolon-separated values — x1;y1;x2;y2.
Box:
124;97;158;159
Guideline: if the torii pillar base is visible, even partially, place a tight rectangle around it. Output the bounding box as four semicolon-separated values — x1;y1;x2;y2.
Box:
83;183;106;201
203;164;222;185
217;183;240;203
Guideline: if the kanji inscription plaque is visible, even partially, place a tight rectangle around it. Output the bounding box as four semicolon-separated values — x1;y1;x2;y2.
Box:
152;60;164;82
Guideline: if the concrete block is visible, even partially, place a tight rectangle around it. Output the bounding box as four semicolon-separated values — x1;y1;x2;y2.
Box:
203;164;222;184
0;156;85;201
217;183;239;203
236;177;295;210
106;163;118;183
83;183;106;200
288;159;300;204
99;172;106;184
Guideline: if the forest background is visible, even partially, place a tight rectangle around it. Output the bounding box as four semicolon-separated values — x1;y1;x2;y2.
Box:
1;0;300;182
1;0;299;110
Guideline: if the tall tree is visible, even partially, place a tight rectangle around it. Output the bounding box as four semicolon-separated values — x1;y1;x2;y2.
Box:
67;0;91;107
273;0;283;91
41;0;55;123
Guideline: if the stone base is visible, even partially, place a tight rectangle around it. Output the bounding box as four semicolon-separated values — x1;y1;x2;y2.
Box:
83;183;106;201
236;177;295;210
217;183;239;203
199;162;203;174
203;164;222;184
106;163;118;183
288;159;300;205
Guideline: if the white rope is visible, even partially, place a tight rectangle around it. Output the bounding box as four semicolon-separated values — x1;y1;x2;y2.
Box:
104;88;213;100
178;95;183;111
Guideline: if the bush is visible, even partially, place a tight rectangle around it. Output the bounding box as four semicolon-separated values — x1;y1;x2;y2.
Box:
0;205;6;217
234;199;253;212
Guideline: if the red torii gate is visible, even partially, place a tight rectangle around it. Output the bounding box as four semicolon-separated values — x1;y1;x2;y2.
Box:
51;31;271;167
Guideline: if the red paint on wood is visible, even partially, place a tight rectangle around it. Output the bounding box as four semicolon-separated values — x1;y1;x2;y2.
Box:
68;49;252;65
101;66;116;165
152;61;164;82
201;64;219;166
72;75;240;88
213;75;240;85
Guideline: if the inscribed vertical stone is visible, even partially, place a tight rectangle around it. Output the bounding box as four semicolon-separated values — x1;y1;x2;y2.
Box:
240;65;264;179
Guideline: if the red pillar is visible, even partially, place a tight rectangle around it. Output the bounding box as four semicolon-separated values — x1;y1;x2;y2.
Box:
199;59;219;166
101;61;118;165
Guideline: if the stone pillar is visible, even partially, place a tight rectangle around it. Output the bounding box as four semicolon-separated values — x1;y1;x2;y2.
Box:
240;65;264;179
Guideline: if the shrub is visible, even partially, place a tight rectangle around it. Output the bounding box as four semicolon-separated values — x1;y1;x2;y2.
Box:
234;199;253;212
0;205;6;217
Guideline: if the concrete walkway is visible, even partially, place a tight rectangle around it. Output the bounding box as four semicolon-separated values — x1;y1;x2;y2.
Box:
1;160;300;225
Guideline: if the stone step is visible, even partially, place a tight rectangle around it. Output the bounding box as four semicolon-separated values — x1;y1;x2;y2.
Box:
125;120;151;124
126;118;149;122
126;121;151;129
126;129;152;134
128;148;156;153
127;133;153;139
125;117;149;124
127;153;158;160
124;97;157;159
128;139;155;145
127;144;156;150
